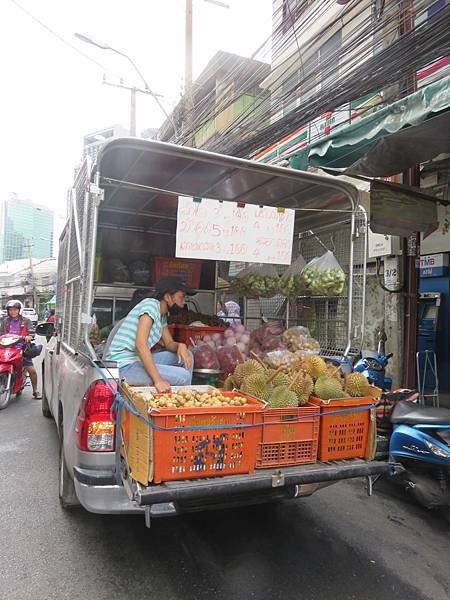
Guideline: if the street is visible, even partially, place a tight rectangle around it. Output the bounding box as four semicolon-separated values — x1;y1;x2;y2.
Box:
0;387;448;600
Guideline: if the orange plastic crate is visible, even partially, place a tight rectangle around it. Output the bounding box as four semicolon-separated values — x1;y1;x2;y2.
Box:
255;404;319;468
176;324;226;347
151;391;264;483
153;257;201;289
309;396;375;461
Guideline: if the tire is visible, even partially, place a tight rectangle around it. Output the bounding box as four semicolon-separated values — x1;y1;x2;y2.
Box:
0;373;12;410
41;363;52;419
58;416;80;509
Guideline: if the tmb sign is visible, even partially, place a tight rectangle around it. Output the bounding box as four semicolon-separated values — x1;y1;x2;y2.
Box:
420;253;449;278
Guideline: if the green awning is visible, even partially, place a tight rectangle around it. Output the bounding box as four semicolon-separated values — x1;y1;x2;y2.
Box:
290;75;450;176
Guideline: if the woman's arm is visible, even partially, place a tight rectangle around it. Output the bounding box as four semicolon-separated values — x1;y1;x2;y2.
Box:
135;314;170;392
161;327;192;370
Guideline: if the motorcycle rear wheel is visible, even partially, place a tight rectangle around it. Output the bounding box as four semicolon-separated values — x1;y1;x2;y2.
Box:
0;372;12;410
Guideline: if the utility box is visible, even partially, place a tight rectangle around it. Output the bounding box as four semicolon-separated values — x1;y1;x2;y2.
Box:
368;229;402;258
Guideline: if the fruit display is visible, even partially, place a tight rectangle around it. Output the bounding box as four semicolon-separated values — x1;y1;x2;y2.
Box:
314;375;345;400
233;359;266;386
279;255;306;298
269;385;298;408
148;388;250;409
241;373;273;402
303;355;328;380
249;322;286;357
344;372;371;397
282;326;320;354
193;343;221;370
300;251;346;297
203;323;252;359
289;372;314;406
168;310;228;328
231;264;280;298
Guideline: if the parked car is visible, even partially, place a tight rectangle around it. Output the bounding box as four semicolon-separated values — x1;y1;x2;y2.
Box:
22;307;39;324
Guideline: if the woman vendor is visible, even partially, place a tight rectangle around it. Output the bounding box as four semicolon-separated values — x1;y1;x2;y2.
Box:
105;276;194;391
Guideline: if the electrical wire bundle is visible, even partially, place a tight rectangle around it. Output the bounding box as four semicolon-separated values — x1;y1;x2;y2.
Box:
170;0;450;159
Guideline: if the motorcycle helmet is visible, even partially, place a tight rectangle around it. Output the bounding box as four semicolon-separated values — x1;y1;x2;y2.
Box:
5;299;23;314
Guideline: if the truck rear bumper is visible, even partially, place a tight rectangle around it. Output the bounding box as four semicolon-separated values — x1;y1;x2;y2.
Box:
73;460;395;516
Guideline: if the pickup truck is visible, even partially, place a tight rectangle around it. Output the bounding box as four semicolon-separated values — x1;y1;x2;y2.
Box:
38;138;393;526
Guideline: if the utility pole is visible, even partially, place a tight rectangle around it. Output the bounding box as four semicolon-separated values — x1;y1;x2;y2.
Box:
184;0;194;145
103;80;153;136
24;240;37;309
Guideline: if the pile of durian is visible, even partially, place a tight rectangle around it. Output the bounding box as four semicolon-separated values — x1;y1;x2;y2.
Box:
224;355;372;408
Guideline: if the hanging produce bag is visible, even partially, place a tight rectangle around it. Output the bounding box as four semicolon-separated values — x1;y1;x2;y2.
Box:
193;343;221;370
300;250;346;296
231;263;280;298
279;254;306;297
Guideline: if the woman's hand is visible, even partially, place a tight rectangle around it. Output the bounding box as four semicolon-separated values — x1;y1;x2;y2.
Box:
24;335;33;343
154;379;171;393
177;343;192;370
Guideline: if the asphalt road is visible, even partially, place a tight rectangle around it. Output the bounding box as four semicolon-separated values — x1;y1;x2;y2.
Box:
1;388;449;600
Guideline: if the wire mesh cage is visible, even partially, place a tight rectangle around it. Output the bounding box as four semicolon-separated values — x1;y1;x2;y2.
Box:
56;158;92;350
243;209;367;358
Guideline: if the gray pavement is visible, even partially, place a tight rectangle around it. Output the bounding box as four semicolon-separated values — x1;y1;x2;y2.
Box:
0;388;449;600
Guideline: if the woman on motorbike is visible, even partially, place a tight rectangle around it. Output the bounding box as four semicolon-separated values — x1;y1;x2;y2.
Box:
0;299;41;399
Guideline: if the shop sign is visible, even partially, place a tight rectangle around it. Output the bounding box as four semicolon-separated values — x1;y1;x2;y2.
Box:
420;253;449;277
176;196;295;265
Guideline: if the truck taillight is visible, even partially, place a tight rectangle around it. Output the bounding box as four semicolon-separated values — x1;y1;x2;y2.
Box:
76;380;116;452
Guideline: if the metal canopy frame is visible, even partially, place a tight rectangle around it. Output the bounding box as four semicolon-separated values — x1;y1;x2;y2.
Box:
93;139;367;357
96;138;361;233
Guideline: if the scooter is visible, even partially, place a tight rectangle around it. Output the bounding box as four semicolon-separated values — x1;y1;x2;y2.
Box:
354;331;393;390
389;400;450;517
0;334;26;410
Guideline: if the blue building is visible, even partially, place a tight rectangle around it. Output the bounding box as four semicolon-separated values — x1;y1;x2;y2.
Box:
0;197;54;262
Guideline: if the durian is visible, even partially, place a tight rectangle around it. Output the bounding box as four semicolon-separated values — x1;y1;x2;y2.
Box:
314;375;344;400
223;375;236;391
289;372;314;406
233;360;265;386
304;356;327;380
269;385;298;408
345;372;371;397
326;364;343;384
241;373;273;401
271;371;290;387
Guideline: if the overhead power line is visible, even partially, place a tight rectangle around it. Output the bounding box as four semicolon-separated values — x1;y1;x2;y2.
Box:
8;0;124;81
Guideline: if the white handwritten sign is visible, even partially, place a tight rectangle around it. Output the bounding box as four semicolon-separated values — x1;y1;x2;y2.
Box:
176;196;295;265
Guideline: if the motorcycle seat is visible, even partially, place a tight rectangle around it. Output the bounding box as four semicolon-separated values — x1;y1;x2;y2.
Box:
391;400;450;425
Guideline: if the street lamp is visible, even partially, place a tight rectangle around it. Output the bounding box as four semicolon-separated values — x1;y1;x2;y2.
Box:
74;33;177;138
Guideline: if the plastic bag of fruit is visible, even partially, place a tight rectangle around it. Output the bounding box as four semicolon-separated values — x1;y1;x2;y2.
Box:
300;250;346;296
193;343;221;370
279;254;306;297
231;263;280;298
216;344;243;374
282;326;320;354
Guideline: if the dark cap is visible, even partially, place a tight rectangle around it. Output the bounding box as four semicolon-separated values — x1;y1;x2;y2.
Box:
154;276;196;297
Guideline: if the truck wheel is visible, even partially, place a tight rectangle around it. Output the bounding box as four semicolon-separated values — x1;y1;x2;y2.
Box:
41;363;52;419
59;421;80;509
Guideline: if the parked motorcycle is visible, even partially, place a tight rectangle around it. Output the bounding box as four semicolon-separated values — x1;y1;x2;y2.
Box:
354;330;393;391
0;334;26;410
389;400;450;516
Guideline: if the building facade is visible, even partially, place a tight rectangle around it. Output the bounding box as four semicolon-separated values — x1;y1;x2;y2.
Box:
0;197;54;262
82;124;129;163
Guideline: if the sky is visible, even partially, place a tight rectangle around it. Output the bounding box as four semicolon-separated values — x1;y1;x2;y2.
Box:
1;0;273;244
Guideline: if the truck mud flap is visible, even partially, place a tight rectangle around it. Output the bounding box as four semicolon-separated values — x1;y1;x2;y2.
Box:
136;460;395;506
